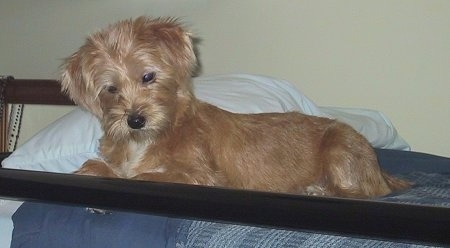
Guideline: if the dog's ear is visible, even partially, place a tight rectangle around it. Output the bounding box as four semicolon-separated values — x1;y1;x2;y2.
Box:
60;49;103;118
175;31;198;77
140;17;198;78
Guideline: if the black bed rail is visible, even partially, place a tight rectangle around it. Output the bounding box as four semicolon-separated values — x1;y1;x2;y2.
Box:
0;168;449;246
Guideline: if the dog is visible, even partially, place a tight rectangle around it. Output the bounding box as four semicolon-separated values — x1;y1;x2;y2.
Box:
60;16;410;198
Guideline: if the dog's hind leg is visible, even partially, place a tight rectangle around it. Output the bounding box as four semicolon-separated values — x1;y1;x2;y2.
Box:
319;123;394;198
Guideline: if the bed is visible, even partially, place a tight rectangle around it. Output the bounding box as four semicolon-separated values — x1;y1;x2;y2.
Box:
0;74;449;247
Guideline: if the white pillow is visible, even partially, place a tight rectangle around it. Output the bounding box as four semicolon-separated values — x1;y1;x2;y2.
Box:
2;108;102;173
193;74;325;116
2;74;409;173
318;107;410;151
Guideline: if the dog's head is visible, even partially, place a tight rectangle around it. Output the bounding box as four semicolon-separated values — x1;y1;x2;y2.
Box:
61;16;197;142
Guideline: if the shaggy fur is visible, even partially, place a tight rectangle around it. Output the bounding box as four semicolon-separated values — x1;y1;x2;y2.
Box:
60;16;410;198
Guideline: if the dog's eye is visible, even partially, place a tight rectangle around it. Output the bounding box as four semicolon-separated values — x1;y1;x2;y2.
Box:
106;86;118;94
142;72;156;84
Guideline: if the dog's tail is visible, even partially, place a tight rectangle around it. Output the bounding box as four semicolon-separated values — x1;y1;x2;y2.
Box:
382;172;413;192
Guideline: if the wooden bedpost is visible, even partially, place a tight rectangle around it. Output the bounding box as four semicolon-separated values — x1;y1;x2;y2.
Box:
0;76;12;152
0;104;8;152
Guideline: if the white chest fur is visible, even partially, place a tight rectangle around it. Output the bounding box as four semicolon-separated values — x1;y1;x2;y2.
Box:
119;141;167;178
121;141;149;178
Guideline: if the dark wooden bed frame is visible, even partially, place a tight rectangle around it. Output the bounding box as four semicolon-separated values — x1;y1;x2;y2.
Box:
0;77;449;246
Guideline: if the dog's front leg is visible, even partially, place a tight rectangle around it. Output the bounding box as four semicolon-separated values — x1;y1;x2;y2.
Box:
131;172;194;184
132;171;215;186
75;159;119;178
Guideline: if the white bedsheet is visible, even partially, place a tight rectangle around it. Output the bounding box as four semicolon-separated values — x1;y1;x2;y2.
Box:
0;200;23;248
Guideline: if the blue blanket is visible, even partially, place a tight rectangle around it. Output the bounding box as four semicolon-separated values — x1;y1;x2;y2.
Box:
177;171;449;248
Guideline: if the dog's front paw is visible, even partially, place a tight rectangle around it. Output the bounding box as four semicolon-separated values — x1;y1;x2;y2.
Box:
75;159;118;178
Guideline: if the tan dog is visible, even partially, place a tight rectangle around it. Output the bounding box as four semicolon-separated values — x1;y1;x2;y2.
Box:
60;16;409;198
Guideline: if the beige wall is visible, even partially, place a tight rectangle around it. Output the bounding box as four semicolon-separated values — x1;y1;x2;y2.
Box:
1;0;449;157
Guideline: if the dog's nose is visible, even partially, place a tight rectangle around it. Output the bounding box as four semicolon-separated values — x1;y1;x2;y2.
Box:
127;114;146;129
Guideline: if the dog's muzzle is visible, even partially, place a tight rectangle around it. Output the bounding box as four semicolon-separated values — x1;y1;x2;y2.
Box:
127;114;146;129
